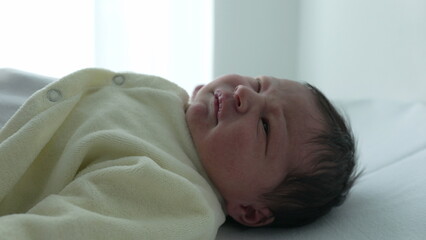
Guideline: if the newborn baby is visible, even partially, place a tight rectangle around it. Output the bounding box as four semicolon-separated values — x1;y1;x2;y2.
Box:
0;69;358;239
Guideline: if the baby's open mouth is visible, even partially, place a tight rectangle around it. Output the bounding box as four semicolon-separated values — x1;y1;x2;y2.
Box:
214;92;219;124
214;90;223;125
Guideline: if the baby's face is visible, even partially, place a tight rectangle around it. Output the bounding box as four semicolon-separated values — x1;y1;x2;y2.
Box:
186;74;323;211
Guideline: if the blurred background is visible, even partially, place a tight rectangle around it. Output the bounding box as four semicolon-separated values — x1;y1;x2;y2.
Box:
1;0;425;101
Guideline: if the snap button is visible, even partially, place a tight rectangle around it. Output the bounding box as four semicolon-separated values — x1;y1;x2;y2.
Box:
113;75;125;85
47;89;62;102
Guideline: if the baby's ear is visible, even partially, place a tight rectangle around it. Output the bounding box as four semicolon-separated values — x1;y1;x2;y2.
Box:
226;202;274;227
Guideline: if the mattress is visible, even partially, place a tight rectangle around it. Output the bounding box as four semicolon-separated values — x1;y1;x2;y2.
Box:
1;69;425;239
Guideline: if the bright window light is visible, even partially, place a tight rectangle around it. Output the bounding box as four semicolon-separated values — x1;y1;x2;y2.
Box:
0;0;213;93
0;0;96;78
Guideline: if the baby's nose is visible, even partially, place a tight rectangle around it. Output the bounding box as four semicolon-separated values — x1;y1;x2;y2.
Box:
233;85;254;113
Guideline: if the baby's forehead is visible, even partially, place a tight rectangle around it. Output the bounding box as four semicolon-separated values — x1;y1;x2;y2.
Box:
272;77;311;93
267;77;320;109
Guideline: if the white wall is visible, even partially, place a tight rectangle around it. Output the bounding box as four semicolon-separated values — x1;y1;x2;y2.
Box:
298;0;426;101
214;0;426;101
214;0;300;80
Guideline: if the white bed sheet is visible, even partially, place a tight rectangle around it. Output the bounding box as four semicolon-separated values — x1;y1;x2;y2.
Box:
1;69;425;239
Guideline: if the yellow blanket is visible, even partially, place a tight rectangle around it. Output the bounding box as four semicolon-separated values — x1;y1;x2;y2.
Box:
0;69;225;239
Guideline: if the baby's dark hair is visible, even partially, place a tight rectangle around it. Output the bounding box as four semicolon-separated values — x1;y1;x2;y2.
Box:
262;83;360;228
